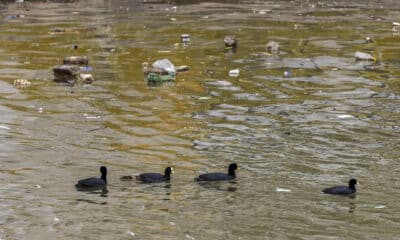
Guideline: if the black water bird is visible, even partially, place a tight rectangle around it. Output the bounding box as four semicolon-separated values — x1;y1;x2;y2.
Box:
195;163;238;182
75;166;107;190
322;179;358;195
136;167;173;183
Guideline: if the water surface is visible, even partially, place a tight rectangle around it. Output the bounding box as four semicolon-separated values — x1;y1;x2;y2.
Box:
1;0;400;239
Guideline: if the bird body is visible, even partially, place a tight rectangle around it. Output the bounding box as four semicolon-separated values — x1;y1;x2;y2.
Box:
322;179;358;195
75;166;107;190
136;167;173;183
196;163;238;182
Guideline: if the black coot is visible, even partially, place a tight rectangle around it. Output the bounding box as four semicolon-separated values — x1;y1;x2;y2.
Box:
195;163;238;182
75;166;107;190
322;179;358;195
136;167;173;183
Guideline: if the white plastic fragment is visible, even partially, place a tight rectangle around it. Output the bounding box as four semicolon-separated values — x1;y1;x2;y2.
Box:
276;188;291;192
355;51;375;61
229;69;240;77
337;114;354;119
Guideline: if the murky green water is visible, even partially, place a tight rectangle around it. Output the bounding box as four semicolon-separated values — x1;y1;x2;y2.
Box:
1;0;400;239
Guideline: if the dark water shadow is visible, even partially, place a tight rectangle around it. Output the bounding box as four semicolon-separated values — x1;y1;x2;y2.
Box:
197;181;237;192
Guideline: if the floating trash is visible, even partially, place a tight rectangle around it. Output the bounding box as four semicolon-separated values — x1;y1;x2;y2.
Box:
266;41;279;54
176;65;190;72
49;27;79;35
127;231;135;237
80;66;93;72
276;188;291;192
13;79;31;88
374;205;386;209
337;114;354;119
53;64;80;84
283;70;292;77
181;34;190;44
144;59;177;83
392;22;400;32
365;36;373;43
355;51;375;61
64;56;88;65
7;14;25;19
224;35;237;48
79;73;94;84
0;125;10;130
229;69;240;77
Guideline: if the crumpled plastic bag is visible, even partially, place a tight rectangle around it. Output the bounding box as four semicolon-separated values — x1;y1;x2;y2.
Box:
152;59;176;73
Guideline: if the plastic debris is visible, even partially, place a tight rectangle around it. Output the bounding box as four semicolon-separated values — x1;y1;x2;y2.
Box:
224;35;237;48
80;73;94;84
63;56;88;65
13;79;31;88
7;14;25;19
229;69;240;77
176;65;190;72
53;65;80;84
153;59;176;73
144;59;177;83
365;36;373;43
392;22;400;32
80;66;93;72
181;34;190;44
283;70;292;77
266;41;279;54
276;188;291;192
355;51;375;61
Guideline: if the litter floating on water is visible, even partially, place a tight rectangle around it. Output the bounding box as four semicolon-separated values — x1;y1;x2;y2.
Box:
143;59;177;83
127;231;135;237
64;56;88;65
7;14;25;19
13;79;31;88
355;51;375;61
80;73;94;84
337;114;354;119
276;188;291;193
229;69;240;77
224;35;237;48
266;41;279;54
181;34;190;43
374;205;386;209
53;64;80;84
283;70;292;77
0;125;11;130
80;66;93;72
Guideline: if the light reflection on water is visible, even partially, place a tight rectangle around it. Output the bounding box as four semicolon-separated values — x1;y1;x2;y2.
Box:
0;0;400;239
